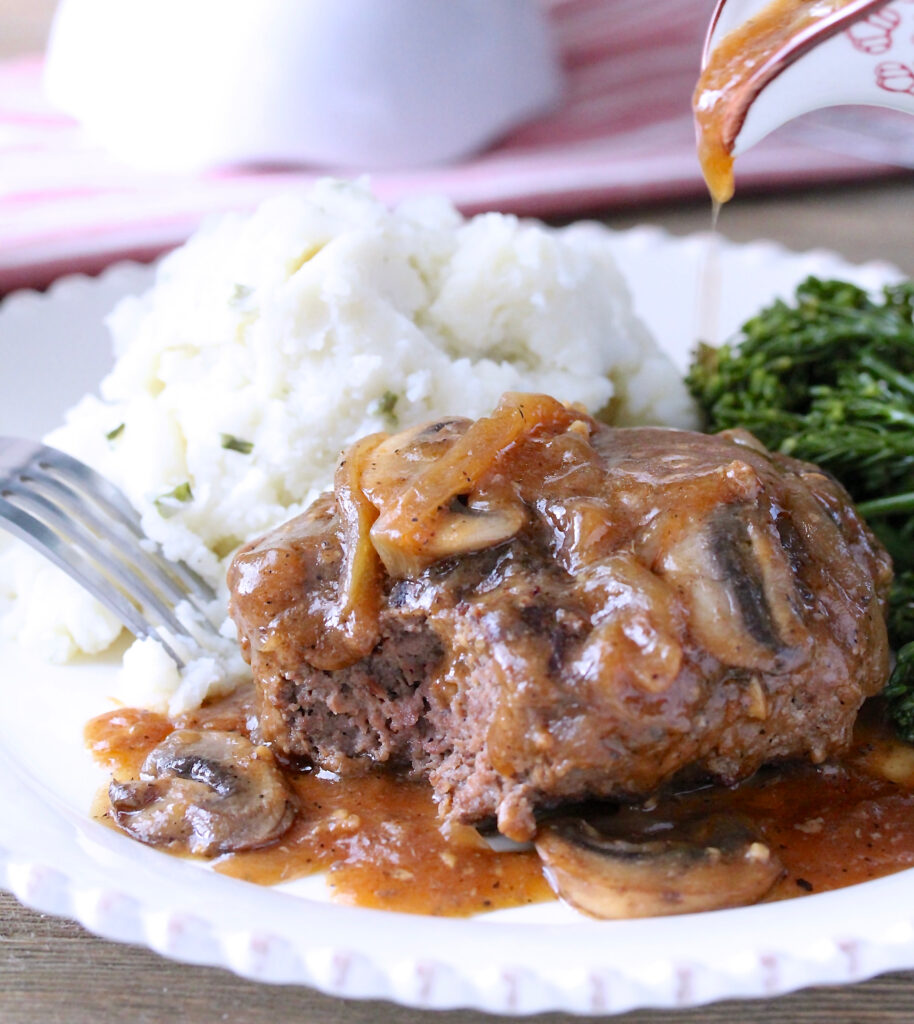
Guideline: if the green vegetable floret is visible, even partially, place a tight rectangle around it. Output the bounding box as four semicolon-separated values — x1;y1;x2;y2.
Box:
686;276;914;740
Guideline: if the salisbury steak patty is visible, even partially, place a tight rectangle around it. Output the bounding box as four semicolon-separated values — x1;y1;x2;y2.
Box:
228;393;892;840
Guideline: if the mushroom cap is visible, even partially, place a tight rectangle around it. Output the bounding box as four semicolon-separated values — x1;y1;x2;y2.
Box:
109;729;297;856
535;812;784;918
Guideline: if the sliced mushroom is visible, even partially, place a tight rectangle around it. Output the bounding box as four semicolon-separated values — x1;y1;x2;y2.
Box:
407;495;527;568
109;729;297;856
535;813;783;918
361;421;528;575
360;418;471;508
656;499;811;672
366;394;577;577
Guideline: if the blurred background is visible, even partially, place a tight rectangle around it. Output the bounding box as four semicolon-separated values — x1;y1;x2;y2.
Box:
0;0;56;54
2;0;912;293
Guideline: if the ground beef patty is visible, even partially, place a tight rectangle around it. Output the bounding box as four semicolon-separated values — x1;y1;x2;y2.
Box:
228;393;892;840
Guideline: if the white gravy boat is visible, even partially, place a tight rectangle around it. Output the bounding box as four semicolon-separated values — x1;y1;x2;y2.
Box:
697;0;914;200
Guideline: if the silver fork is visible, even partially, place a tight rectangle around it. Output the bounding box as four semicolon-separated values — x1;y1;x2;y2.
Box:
0;437;221;667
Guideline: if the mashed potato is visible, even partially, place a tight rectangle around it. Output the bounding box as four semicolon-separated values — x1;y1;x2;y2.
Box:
0;179;696;712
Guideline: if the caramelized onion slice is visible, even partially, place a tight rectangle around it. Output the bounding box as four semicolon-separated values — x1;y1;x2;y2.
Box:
331;432;386;664
369;393;580;577
535;814;783;919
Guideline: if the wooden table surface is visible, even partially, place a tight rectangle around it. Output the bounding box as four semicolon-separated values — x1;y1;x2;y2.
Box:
3;5;914;1023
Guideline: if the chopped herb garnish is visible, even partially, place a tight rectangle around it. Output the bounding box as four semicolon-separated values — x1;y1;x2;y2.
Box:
221;433;254;455
372;390;400;427
166;481;193;502
105;423;125;441
230;284;254;306
154;481;193;517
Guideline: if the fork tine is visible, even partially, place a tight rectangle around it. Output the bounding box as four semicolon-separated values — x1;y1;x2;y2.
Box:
4;483;198;642
24;470;217;624
34;447;216;606
0;494;188;667
0;437;215;607
0;437;228;666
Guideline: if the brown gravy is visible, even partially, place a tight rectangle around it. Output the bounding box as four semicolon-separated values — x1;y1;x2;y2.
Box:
694;0;857;204
85;695;914;916
85;694;552;917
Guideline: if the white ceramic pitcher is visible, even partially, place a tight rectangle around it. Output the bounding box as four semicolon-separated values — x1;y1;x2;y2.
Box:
697;0;914;200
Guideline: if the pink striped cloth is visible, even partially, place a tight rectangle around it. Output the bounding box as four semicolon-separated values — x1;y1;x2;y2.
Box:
0;0;902;292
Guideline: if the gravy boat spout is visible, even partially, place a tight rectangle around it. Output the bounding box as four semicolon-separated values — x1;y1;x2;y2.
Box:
696;0;914;202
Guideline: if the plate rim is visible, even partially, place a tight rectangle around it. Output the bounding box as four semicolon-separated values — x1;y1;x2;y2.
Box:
0;227;910;1016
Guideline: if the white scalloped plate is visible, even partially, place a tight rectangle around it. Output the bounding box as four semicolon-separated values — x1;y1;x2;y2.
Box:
0;228;911;1016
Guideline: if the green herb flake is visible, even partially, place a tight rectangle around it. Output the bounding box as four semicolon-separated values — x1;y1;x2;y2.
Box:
221;433;254;455
372;390;400;427
105;423;125;441
230;283;254;306
154;481;194;517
